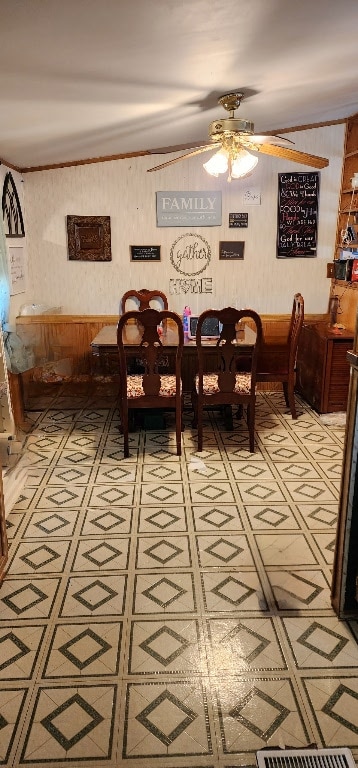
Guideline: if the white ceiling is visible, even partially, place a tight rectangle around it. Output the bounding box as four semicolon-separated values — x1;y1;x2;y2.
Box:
1;0;358;170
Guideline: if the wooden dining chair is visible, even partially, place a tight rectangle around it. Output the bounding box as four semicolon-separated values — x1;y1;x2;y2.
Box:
256;292;304;419
120;288;168;313
192;307;263;452
117;308;184;458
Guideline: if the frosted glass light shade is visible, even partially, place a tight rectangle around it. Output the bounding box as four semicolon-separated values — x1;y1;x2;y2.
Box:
203;149;229;176
231;150;258;178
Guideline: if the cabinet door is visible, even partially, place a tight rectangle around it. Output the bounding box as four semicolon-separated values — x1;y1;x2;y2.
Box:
326;339;354;412
296;326;326;411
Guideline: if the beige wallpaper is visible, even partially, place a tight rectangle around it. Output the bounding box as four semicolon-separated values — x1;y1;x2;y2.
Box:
11;122;345;322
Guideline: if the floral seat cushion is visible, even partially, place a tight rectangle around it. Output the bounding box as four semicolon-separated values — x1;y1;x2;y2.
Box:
194;372;253;395
127;374;180;398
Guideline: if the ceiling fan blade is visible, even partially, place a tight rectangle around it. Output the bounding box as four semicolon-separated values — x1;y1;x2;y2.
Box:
147;143;221;172
148;140;209;154
249;134;295;146
256;143;329;168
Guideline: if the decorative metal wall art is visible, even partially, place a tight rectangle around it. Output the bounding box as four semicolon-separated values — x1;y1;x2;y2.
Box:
170;232;211;276
2;172;25;237
169;277;213;295
67;215;112;261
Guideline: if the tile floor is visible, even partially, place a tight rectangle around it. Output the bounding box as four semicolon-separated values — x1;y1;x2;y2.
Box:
1;391;358;768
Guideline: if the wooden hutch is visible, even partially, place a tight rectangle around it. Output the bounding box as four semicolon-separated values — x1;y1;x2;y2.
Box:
296;113;358;413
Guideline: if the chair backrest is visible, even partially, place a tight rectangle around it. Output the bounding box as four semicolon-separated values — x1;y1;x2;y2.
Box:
196;307;263;393
117;308;183;396
287;293;304;368
120;288;168;314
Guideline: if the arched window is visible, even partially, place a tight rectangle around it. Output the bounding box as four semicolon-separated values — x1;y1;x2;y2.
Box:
2;172;25;237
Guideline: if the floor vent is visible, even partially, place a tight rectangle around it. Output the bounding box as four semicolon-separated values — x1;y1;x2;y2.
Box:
257;748;356;768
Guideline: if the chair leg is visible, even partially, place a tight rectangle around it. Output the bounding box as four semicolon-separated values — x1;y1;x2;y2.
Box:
118;400;123;434
282;381;290;408
176;398;182;456
122;403;129;458
197;404;203;452
247;402;255;452
283;380;297;419
191;388;198;428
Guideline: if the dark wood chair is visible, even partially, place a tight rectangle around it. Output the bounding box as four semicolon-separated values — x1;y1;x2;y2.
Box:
117;308;184;458
120;288;168;313
191;307;263;453
256;292;304;419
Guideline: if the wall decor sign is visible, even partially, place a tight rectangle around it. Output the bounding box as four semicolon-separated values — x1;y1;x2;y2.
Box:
169;277;213;295
277;172;320;258
229;213;248;228
67;215;111;261
156;191;222;227
7;245;26;294
242;187;261;205
170;232;211;275
2;172;25;237
219;241;245;260
130;245;161;261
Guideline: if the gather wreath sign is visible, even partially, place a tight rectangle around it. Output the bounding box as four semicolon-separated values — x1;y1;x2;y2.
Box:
170;233;211;276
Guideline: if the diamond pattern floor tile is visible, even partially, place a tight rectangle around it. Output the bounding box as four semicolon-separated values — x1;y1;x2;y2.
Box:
21;684;117;762
128;619;205;675
215;677;310;752
122;681;212;757
60;575;127;617
0;626;46;680
43;622;122;678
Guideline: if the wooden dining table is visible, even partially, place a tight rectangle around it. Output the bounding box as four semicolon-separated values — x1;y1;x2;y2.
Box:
90;320;256;393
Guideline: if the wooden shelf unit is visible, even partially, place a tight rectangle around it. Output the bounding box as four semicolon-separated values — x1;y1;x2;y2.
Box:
330;113;358;331
335;114;358;259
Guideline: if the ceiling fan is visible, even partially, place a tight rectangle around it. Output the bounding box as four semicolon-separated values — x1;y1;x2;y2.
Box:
147;92;329;181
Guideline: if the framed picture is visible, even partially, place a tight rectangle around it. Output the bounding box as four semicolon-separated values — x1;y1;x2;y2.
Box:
67;215;111;261
219;241;245;260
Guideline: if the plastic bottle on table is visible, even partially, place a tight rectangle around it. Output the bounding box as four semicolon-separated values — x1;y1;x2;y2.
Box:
182;306;191;337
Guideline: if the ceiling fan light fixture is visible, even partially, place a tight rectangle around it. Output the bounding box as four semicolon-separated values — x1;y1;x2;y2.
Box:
147;91;329;175
231;149;258;179
203;149;229;176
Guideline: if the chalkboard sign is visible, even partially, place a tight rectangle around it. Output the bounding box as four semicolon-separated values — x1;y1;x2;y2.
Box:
229;213;248;228
277;172;320;258
130;245;161;261
219;241;245;260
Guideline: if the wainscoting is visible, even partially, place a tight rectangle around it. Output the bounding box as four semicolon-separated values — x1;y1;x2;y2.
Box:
15;313;327;412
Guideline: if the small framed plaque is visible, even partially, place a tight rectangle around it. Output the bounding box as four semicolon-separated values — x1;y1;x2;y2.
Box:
219;241;245;260
67;215;111;261
130;245;161;261
229;213;248;228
